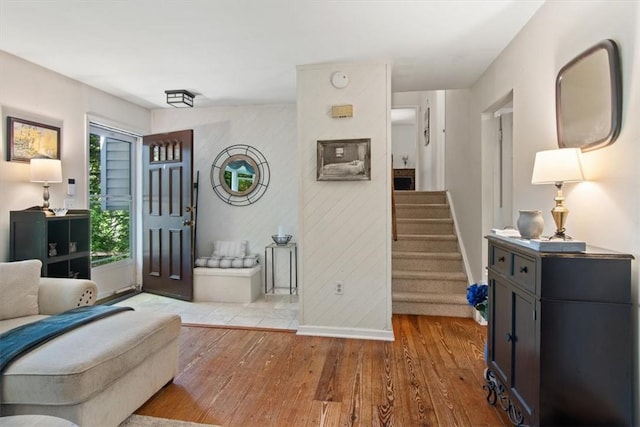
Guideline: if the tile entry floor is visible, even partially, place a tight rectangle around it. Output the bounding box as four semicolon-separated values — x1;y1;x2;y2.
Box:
114;290;299;330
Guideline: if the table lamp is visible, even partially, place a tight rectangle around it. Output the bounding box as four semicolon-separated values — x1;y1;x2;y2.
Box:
531;148;584;240
30;157;62;209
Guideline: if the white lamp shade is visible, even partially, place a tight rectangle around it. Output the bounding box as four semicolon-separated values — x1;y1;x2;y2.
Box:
30;158;62;183
531;148;584;184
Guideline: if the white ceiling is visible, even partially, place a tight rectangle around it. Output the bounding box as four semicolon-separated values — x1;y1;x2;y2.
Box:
0;0;544;109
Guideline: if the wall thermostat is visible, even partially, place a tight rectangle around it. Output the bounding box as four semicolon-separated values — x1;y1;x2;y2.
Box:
67;178;75;196
330;71;349;89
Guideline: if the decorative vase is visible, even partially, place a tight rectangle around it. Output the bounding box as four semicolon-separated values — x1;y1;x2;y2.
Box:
517;210;544;239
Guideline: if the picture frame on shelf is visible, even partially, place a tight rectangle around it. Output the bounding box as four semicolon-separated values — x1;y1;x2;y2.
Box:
7;116;61;162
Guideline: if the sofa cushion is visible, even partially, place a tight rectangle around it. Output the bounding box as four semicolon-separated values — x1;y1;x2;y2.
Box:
1;310;181;405
212;240;247;258
0;260;41;320
0;315;48;334
0;415;78;426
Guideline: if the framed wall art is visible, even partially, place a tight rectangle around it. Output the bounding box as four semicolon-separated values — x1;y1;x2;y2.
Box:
317;138;371;181
7;116;61;162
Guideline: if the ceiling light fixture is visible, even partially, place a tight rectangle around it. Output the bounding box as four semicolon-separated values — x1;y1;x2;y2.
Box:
165;90;195;108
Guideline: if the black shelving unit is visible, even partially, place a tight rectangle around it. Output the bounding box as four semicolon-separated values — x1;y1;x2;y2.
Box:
10;209;91;279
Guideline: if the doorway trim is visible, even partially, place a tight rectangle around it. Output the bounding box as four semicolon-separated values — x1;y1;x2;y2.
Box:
85;114;144;298
391;105;421;189
480;91;514;279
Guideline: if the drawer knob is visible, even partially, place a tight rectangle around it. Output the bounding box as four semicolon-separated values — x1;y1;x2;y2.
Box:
504;333;513;342
519;266;528;274
498;256;505;263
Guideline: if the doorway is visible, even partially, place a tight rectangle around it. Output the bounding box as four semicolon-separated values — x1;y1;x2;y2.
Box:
391;106;419;190
489;100;514;229
88;123;138;299
392;90;446;191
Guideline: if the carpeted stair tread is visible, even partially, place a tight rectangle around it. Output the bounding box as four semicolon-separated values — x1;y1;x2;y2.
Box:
392;291;469;305
392;299;474;317
392;270;467;280
396;234;457;241
392;190;470;318
397;218;453;223
393;251;462;259
395;204;451;219
394;191;447;205
395;203;449;208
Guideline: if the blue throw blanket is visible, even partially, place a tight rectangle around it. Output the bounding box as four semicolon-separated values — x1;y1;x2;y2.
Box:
0;305;133;373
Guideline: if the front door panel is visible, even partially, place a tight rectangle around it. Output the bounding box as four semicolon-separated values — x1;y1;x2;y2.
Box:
142;130;194;300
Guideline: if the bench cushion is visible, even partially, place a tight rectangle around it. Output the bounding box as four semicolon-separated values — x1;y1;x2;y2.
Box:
2;310;180;406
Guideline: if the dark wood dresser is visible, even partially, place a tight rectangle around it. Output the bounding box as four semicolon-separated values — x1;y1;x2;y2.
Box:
485;235;633;426
393;168;415;190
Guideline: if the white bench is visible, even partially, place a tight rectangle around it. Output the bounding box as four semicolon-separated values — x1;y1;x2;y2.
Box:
193;265;262;303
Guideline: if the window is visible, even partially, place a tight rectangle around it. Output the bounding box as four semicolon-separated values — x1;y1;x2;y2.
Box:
89;124;135;267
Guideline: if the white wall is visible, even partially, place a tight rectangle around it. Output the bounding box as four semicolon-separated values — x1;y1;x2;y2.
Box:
0;52;150;263
150;105;298;281
391;124;416;169
297;62;393;340
448;0;640;416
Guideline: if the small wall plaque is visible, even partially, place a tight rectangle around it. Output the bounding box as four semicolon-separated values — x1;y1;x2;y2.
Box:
331;105;353;118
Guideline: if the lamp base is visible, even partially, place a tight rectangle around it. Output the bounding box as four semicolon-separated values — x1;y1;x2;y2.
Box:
548;231;572;241
550;182;571;241
42;183;51;209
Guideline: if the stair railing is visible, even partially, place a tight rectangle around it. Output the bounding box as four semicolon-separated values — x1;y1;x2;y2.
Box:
391;158;398;241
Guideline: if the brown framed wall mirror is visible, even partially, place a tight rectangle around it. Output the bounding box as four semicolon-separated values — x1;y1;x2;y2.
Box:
556;39;622;152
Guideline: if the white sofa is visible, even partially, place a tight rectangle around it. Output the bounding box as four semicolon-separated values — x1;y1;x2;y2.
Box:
0;260;181;427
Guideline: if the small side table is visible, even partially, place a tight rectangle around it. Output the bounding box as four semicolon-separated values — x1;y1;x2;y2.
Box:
264;242;298;295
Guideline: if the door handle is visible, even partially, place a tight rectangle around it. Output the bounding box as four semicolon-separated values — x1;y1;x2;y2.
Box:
183;220;194;226
504;333;513;342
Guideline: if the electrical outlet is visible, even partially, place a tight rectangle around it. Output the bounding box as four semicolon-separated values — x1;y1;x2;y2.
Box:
335;281;344;295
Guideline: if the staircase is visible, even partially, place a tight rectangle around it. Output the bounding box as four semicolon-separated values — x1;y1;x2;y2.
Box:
392;191;473;317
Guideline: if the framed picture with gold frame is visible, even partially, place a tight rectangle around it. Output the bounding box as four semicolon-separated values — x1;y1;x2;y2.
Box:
7;116;61;162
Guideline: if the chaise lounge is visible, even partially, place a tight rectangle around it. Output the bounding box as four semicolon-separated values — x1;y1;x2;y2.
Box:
0;260;181;427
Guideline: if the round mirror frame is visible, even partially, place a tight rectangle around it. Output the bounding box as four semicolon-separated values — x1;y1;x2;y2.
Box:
219;154;260;197
210;144;270;206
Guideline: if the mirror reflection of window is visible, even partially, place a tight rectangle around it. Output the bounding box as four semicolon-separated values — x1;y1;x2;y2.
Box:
219;154;260;196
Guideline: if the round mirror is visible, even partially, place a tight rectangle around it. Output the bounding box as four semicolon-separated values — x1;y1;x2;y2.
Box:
219;154;260;196
210;144;270;206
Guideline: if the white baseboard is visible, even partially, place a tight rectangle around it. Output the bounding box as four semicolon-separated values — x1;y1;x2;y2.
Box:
296;325;395;341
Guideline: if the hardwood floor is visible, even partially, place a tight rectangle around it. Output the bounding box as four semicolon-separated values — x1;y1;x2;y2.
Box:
136;315;508;426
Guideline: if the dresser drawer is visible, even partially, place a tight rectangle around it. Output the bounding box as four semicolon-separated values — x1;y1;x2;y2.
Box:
491;245;512;276
512;254;536;293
